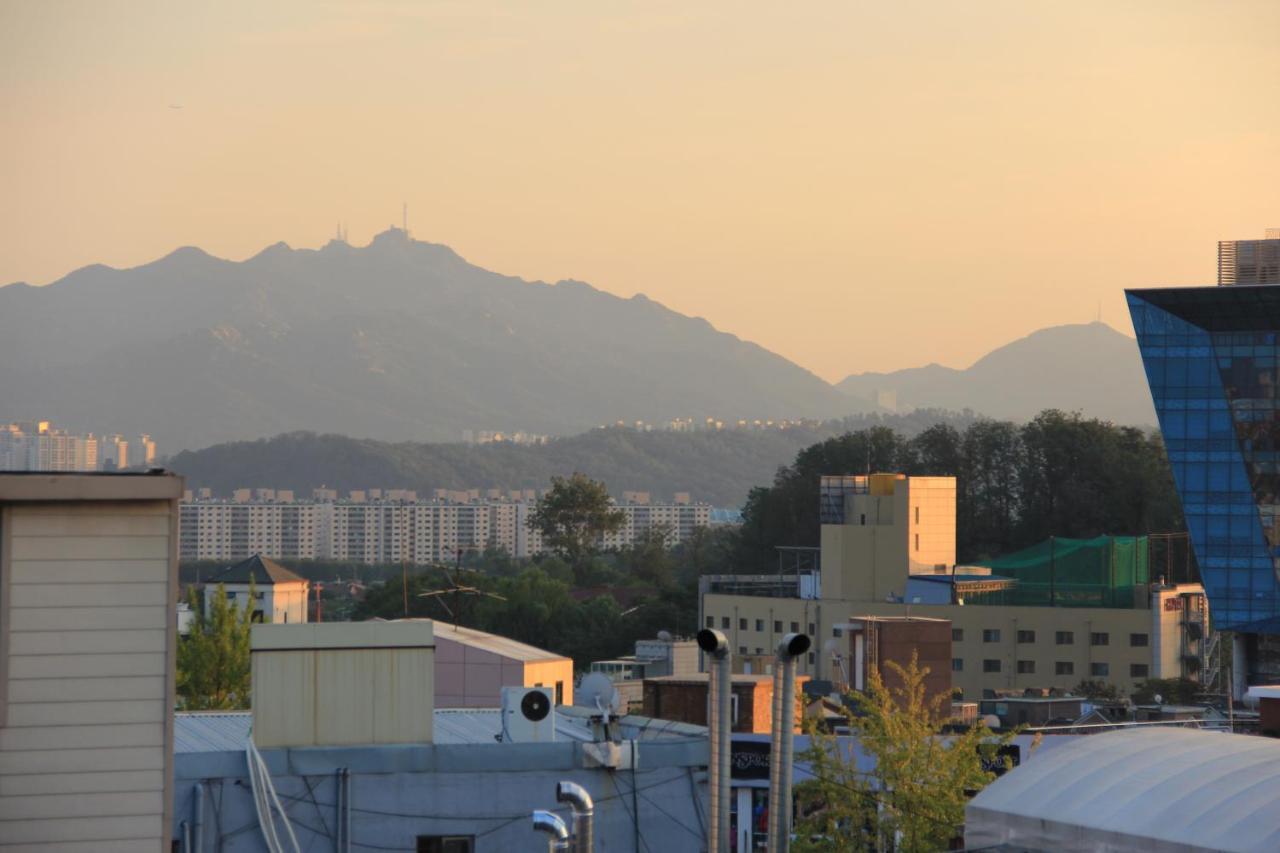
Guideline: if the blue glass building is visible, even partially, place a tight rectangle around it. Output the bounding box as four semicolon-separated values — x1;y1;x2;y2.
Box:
1128;286;1280;633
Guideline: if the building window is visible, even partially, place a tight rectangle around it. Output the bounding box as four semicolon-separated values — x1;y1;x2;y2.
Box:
1056;661;1074;676
1090;662;1109;677
755;619;765;632
1130;633;1149;647
1090;632;1110;646
1130;664;1150;678
1016;660;1036;675
721;617;730;629
739;646;748;655
790;621;799;633
417;836;475;853
774;620;782;633
808;623;815;636
952;658;963;672
983;629;1001;643
1055;631;1074;645
983;659;1002;673
915;506;920;524
915;534;919;551
739;618;748;631
952;628;964;642
706;616;714;628
1016;630;1036;644
807;651;815;665
832;628;842;638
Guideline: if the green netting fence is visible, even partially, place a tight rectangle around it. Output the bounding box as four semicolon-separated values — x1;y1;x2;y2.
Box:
967;535;1150;608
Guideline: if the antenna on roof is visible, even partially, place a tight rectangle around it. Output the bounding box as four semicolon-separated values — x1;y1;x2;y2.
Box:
402;202;408;237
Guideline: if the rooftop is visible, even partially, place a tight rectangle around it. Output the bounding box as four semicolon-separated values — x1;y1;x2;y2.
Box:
429;621;570;662
207;553;306;586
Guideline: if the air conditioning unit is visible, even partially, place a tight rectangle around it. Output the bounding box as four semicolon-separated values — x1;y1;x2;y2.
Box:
501;686;556;743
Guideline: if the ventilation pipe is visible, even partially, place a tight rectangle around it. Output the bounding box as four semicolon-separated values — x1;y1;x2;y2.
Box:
532;810;572;852
768;633;811;853
556;781;594;853
696;628;732;853
192;782;206;853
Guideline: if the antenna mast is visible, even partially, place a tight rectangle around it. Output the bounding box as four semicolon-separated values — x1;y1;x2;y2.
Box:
402;202;408;237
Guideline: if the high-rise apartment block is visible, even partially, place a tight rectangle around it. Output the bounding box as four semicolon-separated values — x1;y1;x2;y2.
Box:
0;420;155;471
180;489;711;563
1218;229;1280;286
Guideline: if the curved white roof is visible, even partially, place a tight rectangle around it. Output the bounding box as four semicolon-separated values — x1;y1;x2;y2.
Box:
966;727;1280;853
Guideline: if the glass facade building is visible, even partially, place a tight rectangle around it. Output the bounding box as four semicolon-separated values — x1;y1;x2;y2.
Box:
1128;286;1280;633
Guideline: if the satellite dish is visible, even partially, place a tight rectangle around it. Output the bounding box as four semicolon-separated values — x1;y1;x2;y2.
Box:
656;630;673;642
1154;693;1164;705
577;673;623;714
521;690;551;722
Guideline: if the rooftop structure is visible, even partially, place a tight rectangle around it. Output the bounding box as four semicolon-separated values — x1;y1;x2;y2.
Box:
967;727;1280;852
1219;230;1280;285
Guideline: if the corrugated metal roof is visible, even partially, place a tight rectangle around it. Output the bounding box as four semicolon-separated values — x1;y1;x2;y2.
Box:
175;708;596;752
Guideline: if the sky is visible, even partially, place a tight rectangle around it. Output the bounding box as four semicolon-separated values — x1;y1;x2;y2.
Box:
3;1;1278;381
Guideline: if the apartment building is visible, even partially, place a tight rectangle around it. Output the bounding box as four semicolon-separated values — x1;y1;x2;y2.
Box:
701;474;1207;700
0;420;154;472
180;489;710;564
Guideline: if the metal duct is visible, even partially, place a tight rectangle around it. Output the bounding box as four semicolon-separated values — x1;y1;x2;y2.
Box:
532;809;572;852
556;781;594;853
696;628;732;853
768;633;811;853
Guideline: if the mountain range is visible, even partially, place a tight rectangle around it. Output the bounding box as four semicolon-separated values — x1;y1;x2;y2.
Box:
0;232;1154;453
837;322;1155;426
0;230;861;450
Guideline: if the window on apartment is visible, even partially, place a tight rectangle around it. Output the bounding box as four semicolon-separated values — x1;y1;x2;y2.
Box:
738;646;748;655
1091;662;1110;677
1016;660;1036;675
1056;661;1074;676
983;629;1001;643
914;534;920;552
1016;630;1036;644
739;618;748;631
983;659;1002;673
774;620;783;633
1130;633;1149;647
808;623;816;636
755;648;764;655
860;514;866;526
1130;664;1149;679
952;628;964;642
555;681;564;705
807;652;815;665
721;617;730;630
790;621;800;633
417;836;475;853
705;616;714;628
952;658;964;672
1090;632;1110;647
1055;631;1074;645
832;627;842;638
755;619;765;632
915;506;920;524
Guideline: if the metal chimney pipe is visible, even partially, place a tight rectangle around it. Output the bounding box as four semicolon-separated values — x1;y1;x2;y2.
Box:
556;781;594;853
696;628;732;853
768;633;811;853
532;810;572;852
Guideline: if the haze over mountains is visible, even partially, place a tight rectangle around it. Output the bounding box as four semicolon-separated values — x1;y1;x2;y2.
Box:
0;232;1154;454
0;230;861;450
838;322;1155;426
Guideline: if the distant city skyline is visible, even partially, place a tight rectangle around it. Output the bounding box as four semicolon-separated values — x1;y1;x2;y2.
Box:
3;2;1278;381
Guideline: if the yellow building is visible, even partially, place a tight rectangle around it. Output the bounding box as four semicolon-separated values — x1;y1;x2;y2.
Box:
701;474;1207;700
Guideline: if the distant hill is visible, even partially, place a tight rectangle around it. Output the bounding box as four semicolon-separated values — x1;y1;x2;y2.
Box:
0;230;864;450
837;322;1155;426
167;411;979;507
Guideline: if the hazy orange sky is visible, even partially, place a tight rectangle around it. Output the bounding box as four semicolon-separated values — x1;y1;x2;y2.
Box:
3;1;1278;380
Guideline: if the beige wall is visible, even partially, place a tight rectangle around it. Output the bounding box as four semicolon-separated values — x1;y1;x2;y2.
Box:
251;622;434;748
434;635;573;708
1;485;179;852
524;659;575;707
704;591;1198;701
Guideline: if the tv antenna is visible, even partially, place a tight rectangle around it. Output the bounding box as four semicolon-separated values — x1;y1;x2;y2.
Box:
416;546;506;626
402;202;409;237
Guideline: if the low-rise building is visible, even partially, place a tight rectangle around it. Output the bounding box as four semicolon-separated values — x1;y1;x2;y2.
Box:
432;622;574;707
203;554;309;624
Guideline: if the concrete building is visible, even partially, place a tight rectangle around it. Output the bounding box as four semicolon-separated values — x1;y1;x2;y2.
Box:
701;473;1207;700
0;470;183;850
0;421;153;473
1219;229;1280;285
642;672;808;734
203;554;309;624
179;490;711;564
169;620;708;852
432;622;575;707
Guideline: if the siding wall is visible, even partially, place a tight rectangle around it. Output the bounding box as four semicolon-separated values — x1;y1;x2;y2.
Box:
1;500;175;852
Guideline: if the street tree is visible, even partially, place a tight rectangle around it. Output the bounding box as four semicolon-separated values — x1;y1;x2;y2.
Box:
176;583;255;710
527;473;625;583
794;653;1014;852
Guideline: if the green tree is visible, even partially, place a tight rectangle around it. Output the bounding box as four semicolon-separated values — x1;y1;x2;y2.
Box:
1072;679;1121;703
1131;677;1200;705
794;654;1013;852
177;583;255;710
528;473;625;583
